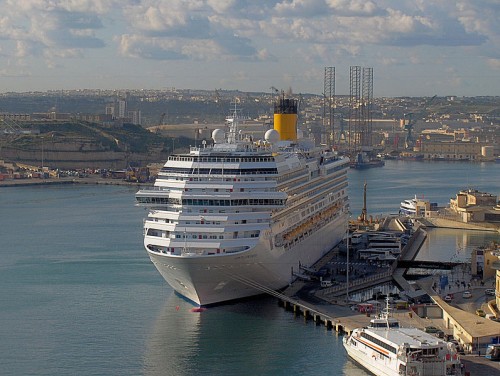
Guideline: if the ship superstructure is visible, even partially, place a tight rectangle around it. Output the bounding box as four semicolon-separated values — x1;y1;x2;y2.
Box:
136;96;350;305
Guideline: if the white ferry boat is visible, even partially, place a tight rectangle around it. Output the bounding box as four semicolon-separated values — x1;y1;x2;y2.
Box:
399;196;418;216
343;302;462;376
136;96;350;305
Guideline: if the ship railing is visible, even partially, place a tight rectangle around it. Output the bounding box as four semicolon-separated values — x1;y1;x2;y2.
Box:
137;186;170;192
280;207;344;250
180;246;249;257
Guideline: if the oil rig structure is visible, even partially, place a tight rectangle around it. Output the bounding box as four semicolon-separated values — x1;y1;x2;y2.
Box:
322;66;383;169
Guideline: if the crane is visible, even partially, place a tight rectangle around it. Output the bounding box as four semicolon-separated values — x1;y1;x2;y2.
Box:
159;113;166;126
403;112;415;149
404;95;437;149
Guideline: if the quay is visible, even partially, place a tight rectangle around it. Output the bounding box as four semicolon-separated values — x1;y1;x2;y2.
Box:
279;218;500;373
0;175;147;188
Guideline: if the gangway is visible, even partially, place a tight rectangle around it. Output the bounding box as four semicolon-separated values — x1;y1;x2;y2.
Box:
397;260;465;270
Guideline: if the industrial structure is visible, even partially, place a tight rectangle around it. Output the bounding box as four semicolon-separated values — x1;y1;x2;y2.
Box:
361;67;374;151
348;66;374;155
348;66;361;153
323;67;335;148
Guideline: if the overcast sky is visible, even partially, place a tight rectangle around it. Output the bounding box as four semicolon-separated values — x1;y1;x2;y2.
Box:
1;0;499;97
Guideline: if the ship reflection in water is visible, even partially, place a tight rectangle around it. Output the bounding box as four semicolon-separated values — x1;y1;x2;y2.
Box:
142;292;359;376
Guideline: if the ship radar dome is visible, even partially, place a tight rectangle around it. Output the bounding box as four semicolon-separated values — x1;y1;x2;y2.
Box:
265;129;280;144
212;129;225;144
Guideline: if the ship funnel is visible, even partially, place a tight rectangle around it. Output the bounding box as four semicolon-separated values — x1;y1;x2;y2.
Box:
273;94;297;141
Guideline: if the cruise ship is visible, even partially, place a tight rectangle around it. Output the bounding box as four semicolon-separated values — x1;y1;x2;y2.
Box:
135;96;350;306
343;302;462;376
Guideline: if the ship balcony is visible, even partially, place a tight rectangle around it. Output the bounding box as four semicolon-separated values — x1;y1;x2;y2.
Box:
137;186;170;192
146;241;252;257
146;233;260;247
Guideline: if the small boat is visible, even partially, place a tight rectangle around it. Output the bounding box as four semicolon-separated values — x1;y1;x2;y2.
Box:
399;195;418;216
350;153;385;169
343;300;463;375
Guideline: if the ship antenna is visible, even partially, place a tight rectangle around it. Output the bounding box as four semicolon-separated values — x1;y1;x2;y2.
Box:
227;101;240;143
383;296;392;327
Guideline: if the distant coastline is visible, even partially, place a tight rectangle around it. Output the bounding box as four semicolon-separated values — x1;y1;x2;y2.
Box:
0;176;150;188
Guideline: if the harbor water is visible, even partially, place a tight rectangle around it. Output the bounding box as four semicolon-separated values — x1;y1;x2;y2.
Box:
1;160;499;375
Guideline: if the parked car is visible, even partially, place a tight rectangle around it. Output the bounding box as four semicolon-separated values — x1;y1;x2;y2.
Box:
462;291;472;299
475;309;486;317
424;326;439;333
444;294;453;302
485;289;496;296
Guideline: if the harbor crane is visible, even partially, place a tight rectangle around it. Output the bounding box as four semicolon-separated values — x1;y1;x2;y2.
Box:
404;95;437;150
404;112;415;149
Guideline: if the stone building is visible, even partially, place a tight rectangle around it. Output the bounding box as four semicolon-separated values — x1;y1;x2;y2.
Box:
449;189;500;223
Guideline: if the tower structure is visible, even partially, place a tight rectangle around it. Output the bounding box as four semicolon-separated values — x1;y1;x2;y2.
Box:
361;67;373;151
348;66;362;155
323;67;335;148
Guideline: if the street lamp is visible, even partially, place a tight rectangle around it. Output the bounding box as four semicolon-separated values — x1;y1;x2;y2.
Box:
346;228;350;302
346;219;351;303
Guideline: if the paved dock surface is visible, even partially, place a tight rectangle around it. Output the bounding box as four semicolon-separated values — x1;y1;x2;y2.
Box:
461;355;500;373
282;222;500;373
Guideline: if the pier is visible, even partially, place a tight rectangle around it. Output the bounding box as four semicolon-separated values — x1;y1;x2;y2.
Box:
279;218;500;373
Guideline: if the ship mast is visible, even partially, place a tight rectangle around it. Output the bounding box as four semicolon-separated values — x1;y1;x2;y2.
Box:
227;101;240;144
360;181;367;223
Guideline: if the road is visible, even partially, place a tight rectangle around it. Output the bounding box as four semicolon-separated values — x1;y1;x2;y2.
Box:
448;288;494;316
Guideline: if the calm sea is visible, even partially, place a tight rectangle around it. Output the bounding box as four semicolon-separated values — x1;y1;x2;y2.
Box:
0;160;499;375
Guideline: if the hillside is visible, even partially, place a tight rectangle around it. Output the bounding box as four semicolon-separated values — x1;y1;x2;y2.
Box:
0;120;194;170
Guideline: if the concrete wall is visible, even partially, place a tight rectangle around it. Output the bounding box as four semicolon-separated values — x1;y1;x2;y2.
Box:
414;304;443;319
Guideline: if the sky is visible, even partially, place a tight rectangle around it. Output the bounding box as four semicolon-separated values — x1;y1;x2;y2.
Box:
1;0;500;97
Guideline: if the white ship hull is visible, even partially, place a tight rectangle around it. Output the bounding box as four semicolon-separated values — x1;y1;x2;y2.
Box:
343;319;462;376
137;100;351;306
148;212;348;305
344;339;399;376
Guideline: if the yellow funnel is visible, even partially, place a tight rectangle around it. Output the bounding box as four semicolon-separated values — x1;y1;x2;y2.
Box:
274;96;297;141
